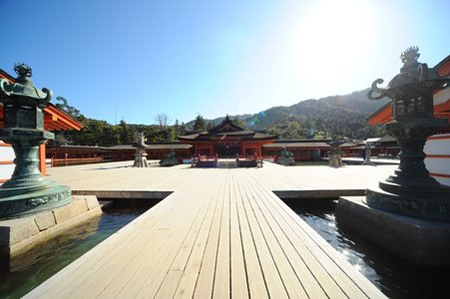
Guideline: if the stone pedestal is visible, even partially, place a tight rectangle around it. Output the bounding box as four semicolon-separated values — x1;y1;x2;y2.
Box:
363;155;374;165
0;195;102;260
329;154;342;167
160;150;179;167
276;156;295;166
335;196;450;266
0;128;72;219
366;119;450;222
133;147;149;167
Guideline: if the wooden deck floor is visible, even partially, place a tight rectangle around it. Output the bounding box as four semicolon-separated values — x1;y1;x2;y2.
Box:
25;162;394;298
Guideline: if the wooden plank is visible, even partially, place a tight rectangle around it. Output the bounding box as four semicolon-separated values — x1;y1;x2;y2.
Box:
245;173;349;298
247;174;384;298
242;174;328;298
97;178;215;298
229;173;250;299
172;177;222;298
154;270;183;299
193;172;227;299
25;163;391;299
29;172;215;298
118;174;221;298
212;170;231;299
233;171;271;299
234;172;288;298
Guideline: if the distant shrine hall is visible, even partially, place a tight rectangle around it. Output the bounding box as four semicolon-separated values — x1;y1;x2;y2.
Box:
178;116;276;157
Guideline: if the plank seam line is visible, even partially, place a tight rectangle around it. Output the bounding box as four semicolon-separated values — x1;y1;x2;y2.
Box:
233;172;254;299
248;174;350;298
249;171;318;298
237;171;291;298
191;173;227;298
241;172;311;299
152;174;220;298
99;173;217;298
251;175;376;298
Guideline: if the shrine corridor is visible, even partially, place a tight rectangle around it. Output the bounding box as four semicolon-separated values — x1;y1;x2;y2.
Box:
25;162;394;298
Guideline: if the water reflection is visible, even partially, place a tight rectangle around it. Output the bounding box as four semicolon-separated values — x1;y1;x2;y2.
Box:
9;216;101;273
287;200;450;299
0;207;145;299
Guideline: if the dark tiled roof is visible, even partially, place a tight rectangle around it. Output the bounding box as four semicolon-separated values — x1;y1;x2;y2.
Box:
263;142;330;148
178;134;200;140
179;131;276;141
252;133;278;140
377;135;397;143
208;116;245;133
216;131;255;136
274;139;331;143
102;145;135;150
340;142;360;148
49;143;193;152
146;144;192;150
46;145;108;152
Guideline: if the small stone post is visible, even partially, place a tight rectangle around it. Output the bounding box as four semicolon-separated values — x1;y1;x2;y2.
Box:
133;129;149;167
328;140;343;168
363;142;374;165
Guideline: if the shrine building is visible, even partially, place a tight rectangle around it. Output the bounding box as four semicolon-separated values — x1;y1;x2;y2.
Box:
178;116;277;158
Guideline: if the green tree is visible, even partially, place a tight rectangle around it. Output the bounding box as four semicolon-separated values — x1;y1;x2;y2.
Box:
233;117;246;129
55;96;82;120
193;114;206;131
119;120;133;144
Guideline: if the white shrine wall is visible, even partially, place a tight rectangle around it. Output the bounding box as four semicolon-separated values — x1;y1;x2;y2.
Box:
0;142;15;183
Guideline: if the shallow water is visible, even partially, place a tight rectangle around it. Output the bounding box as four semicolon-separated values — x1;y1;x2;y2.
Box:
291;201;450;299
0;207;145;299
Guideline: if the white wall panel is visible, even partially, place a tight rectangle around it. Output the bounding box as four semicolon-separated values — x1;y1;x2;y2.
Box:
0;164;15;181
0;145;15;161
434;88;450;105
424;134;450;155
424;134;450;186
0;142;15;182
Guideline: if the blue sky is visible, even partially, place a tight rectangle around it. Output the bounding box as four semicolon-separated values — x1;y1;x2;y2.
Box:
1;0;449;125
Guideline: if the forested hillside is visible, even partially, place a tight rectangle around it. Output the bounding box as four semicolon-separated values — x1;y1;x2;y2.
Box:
195;88;389;140
51;88;389;146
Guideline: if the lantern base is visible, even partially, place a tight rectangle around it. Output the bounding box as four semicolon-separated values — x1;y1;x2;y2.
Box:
276;156;295;166
366;184;450;222
0;184;71;220
336;196;450;266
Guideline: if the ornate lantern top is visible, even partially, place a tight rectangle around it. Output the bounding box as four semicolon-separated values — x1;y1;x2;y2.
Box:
368;47;449;121
368;47;448;99
0;63;53;130
0;63;53;108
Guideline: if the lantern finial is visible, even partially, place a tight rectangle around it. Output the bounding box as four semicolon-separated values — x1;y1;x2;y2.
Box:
13;63;32;78
400;46;419;64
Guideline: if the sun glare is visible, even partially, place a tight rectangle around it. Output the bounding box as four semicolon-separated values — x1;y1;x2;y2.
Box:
293;0;375;84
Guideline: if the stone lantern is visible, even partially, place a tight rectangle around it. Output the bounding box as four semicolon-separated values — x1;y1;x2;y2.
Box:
367;47;450;222
133;129;149;167
328;139;343;167
0;64;71;219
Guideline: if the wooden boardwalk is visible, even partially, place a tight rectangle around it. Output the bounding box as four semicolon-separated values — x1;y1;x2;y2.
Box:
25;162;393;298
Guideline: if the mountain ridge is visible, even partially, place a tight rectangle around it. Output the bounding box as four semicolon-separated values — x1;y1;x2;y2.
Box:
186;88;389;139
